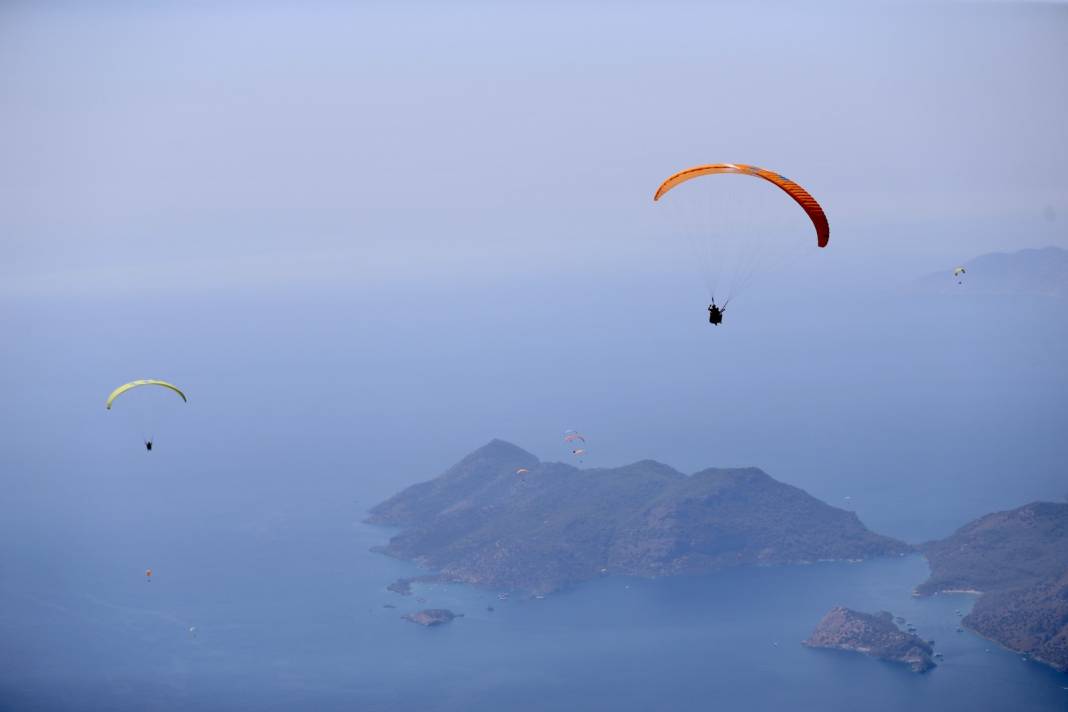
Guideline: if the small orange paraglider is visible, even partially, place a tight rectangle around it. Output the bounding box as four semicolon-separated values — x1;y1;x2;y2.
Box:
145;568;153;583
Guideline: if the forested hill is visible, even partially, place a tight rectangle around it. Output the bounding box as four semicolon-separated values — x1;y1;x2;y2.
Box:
367;440;910;594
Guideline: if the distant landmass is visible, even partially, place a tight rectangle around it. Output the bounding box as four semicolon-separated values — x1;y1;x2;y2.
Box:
804;607;936;673
918;502;1068;673
367;440;911;594
914;246;1068;296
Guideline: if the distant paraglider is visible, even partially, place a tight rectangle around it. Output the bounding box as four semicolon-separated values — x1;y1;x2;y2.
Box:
145;568;153;583
515;468;530;476
954;266;966;285
564;431;588;463
106;380;187;450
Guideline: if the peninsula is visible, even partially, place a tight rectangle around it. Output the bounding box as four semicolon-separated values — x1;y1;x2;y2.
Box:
918;502;1068;673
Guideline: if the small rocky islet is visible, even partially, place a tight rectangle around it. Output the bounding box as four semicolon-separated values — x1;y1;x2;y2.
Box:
402;609;462;627
804;607;936;673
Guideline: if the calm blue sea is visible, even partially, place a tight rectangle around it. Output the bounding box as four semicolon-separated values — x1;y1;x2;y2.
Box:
2;488;1065;712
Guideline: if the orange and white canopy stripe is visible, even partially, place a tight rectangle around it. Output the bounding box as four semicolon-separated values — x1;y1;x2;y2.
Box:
653;164;829;248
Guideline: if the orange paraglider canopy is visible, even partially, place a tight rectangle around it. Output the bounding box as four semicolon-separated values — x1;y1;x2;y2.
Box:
653;164;829;248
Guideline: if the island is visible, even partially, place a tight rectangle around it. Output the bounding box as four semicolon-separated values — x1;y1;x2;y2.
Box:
387;579;413;596
367;440;911;594
402;609;462;627
804;607;936;672
918;501;1068;673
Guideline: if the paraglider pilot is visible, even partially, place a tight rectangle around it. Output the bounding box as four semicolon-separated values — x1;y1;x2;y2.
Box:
708;302;724;325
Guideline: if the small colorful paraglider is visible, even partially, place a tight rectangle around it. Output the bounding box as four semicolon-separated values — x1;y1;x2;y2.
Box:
145;568;153;583
564;430;588;462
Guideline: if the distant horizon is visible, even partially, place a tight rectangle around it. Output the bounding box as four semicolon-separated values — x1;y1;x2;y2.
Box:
5;2;1068;300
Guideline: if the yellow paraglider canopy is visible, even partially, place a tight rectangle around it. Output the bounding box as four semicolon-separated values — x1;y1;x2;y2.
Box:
106;380;187;410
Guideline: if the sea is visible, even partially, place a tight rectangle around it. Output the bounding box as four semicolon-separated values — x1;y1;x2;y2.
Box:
2;485;1066;712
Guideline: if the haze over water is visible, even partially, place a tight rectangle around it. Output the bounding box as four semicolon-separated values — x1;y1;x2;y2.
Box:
3;1;1067;710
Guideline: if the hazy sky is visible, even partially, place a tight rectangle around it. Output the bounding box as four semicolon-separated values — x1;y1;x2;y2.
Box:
3;1;1067;296
2;1;1066;544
